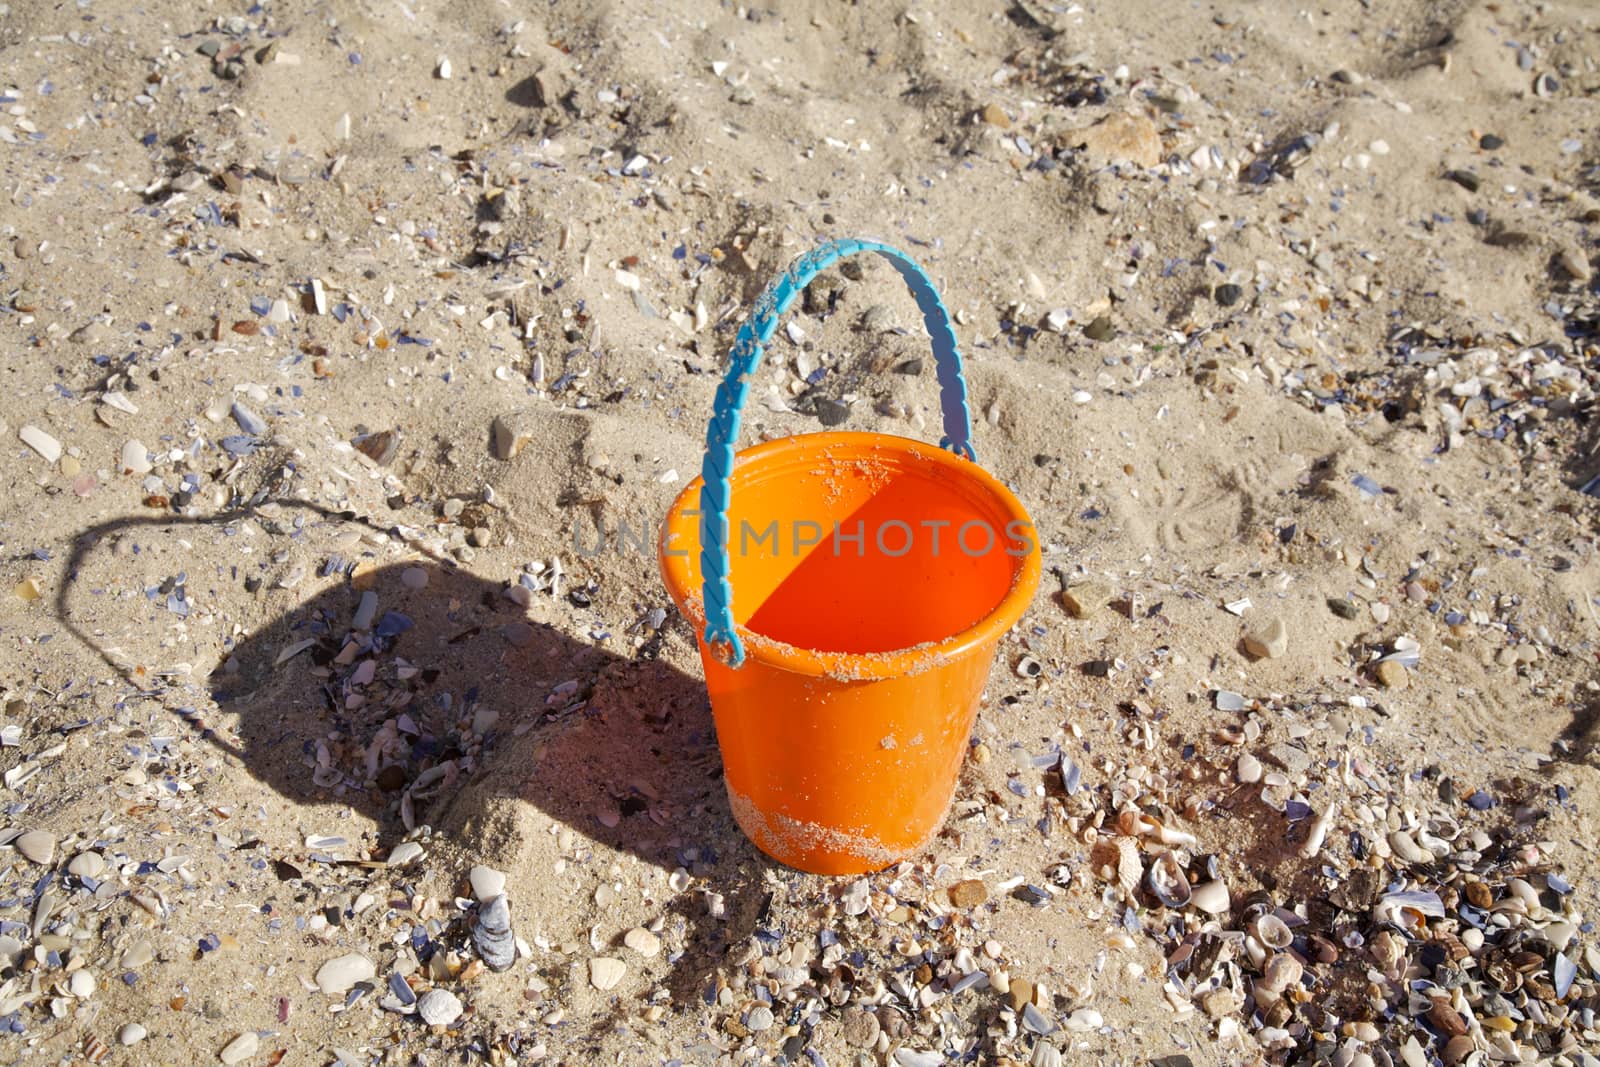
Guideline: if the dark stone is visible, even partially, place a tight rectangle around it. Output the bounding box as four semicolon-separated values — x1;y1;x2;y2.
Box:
1443;169;1480;193
813;399;850;427
1082;315;1113;341
1012;884;1054;905
1480;134;1505;150
1214;283;1244;306
1326;597;1358;620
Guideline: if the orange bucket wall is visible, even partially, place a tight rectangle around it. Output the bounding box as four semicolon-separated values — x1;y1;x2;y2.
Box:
659;432;1041;874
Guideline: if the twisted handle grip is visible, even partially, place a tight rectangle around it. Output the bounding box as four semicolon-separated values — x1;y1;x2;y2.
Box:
698;238;975;667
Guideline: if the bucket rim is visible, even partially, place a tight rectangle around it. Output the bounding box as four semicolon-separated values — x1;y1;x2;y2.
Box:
658;431;1042;681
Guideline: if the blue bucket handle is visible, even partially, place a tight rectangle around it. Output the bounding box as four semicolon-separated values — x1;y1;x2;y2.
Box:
697;238;975;668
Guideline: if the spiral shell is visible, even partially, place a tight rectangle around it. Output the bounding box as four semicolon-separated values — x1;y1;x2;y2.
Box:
473;893;516;972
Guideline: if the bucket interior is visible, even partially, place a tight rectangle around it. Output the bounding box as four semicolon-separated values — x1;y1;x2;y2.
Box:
688;437;1031;656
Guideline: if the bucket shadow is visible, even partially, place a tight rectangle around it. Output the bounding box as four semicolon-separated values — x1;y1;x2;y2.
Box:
56;505;771;1005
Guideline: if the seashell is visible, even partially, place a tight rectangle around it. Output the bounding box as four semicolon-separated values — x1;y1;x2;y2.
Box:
1146;815;1197;848
1299;804;1335;859
1237;890;1276;926
1426;814;1461;842
1506;878;1539;911
1370;930;1405;977
473;894;516;972
827;964;856;1006
1259;952;1303;993
1191;879;1231;915
1388;830;1432;866
1254;914;1293;950
1306;933;1340;964
1145;851;1192;908
1415;826;1452;857
1482;949;1523;993
1259;782;1291;812
1090;836;1143;894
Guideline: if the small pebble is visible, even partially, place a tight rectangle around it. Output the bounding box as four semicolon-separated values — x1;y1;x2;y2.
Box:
1244;617;1288;659
492;412;537;460
1060;581;1111;619
1236;754;1263;784
119;1023;147;1047
947;879;988;908
1375;660;1408;690
68;970;96;998
219;1032;259;1065
1326;597;1358;620
1557;246;1592;283
1214;283;1244;307
315;953;376;995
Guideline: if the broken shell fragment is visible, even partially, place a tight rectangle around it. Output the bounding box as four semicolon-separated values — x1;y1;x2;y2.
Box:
1090;836;1143;894
1191;879;1231;915
1254;913;1293;950
1146;850;1192;908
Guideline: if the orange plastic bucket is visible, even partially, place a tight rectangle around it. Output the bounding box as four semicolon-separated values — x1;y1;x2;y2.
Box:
658;239;1041;874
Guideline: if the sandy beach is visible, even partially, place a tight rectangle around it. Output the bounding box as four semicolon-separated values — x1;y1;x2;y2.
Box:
2;0;1600;1063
